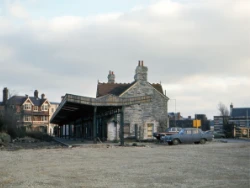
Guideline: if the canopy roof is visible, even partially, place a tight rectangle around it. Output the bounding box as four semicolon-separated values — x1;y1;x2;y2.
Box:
50;94;151;124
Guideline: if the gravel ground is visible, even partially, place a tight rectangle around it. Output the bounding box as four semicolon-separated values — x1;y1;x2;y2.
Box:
0;141;249;188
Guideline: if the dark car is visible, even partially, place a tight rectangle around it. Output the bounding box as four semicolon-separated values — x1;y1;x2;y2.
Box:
161;128;213;145
205;130;226;138
153;127;182;140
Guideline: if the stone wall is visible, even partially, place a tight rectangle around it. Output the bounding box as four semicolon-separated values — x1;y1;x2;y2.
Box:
121;81;168;140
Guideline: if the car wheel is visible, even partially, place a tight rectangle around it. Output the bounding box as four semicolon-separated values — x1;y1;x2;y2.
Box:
172;139;179;145
200;139;206;144
168;142;173;145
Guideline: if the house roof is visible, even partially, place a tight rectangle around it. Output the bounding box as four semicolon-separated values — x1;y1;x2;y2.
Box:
231;108;250;117
7;96;27;105
6;96;47;106
97;82;136;97
97;81;164;97
51;93;152;124
51;102;60;105
150;83;164;94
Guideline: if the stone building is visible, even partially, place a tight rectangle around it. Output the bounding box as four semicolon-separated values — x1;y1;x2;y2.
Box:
0;88;59;134
97;61;169;140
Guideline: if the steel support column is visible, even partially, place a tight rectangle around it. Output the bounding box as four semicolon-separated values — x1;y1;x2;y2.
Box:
93;106;97;144
74;122;76;140
64;124;66;139
120;106;125;146
69;124;71;139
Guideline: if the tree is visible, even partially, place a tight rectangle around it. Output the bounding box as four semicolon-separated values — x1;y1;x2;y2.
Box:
218;102;229;116
0;115;4;132
217;102;234;137
157;117;168;132
3;90;25;138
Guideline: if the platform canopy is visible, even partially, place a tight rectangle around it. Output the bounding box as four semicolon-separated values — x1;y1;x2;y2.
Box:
50;93;151;124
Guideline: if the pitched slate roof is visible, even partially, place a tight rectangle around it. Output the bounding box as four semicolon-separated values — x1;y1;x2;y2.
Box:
97;82;136;97
150;83;164;94
51;102;60;105
6;96;47;106
96;81;164;97
30;97;47;106
7;96;27;105
231;108;250;118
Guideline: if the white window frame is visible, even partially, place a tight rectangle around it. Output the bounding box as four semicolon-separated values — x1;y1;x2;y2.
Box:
34;106;38;111
24;104;31;110
42;104;48;111
42;116;48;121
24;115;31;122
51;108;54;113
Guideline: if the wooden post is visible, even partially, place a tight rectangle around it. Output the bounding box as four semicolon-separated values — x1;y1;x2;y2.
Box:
82;119;84;141
139;126;142;141
120;106;125;146
69;124;71;139
64;124;66;139
74;122;77;140
135;124;138;141
93;106;97;144
102;119;105;141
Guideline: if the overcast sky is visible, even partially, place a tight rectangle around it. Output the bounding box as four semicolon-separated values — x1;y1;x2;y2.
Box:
0;0;249;119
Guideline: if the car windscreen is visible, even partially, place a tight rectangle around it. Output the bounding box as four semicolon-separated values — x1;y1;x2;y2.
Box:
179;129;184;134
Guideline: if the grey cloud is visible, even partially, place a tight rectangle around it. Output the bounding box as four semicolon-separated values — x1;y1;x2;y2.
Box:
0;0;249;118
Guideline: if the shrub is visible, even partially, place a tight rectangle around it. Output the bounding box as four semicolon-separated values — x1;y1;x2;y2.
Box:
7;126;26;139
26;132;53;142
0;132;11;143
112;139;119;143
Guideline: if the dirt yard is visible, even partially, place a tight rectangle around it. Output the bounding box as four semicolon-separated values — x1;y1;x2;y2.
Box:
0;141;249;188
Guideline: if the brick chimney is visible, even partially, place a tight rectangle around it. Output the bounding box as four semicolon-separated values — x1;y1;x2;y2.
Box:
34;90;38;98
107;70;115;83
134;60;148;82
41;94;45;99
230;103;233;116
3;87;8;105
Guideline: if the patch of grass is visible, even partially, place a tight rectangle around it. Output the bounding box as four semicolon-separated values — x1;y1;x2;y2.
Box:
0;132;11;143
112;139;119;143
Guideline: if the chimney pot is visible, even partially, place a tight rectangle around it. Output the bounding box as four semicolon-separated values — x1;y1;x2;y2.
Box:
34;90;38;98
142;60;144;66
3;87;9;105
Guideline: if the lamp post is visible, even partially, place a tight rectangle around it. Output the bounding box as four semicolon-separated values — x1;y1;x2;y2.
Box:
170;99;176;127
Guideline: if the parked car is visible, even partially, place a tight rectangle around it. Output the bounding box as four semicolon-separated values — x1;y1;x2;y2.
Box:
161;128;213;145
205;130;226;138
153;127;182;140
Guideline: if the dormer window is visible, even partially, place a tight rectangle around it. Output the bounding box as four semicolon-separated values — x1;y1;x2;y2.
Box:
24;104;31;110
34;106;38;111
42;104;48;111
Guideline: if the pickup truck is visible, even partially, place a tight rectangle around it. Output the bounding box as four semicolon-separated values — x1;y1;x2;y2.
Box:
153;127;182;140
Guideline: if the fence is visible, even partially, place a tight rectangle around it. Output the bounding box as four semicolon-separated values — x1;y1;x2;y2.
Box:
234;127;250;138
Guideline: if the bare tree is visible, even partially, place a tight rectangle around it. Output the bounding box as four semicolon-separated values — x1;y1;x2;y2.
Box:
3;90;25;138
157;117;168;132
218;102;229;116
